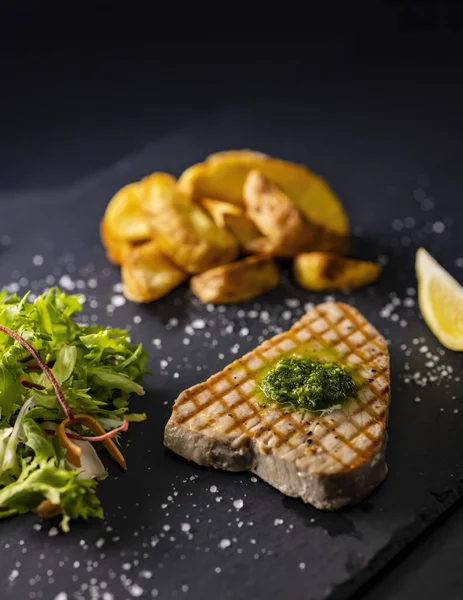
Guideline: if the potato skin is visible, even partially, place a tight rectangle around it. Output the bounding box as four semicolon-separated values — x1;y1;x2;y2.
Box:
294;252;382;291
223;213;262;248
144;173;239;274
100;218;135;266
103;180;152;243
244;170;318;257
122;240;187;303
190;255;280;304
200;198;243;228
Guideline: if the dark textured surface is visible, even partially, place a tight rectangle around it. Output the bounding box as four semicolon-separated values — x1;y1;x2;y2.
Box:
1;90;463;598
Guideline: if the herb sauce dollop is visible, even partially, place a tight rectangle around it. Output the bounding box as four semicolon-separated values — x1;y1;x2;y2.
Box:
260;357;356;413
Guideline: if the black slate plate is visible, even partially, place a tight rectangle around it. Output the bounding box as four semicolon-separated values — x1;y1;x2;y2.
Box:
1;103;463;600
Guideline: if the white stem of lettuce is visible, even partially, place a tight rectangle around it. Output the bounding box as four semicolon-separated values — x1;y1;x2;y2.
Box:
0;398;35;477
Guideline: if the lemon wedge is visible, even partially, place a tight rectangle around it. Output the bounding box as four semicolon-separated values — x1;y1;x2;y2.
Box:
416;247;463;350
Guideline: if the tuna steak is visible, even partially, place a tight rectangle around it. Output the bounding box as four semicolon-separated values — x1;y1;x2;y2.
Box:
164;302;390;510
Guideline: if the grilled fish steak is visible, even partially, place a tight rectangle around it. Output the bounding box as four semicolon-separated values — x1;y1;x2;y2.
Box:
164;302;390;509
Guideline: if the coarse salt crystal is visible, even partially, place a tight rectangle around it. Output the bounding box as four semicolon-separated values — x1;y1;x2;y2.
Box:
110;294;126;307
191;319;206;329
432;221;446;234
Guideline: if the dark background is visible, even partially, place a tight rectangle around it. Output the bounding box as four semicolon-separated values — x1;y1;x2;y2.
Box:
2;2;463;599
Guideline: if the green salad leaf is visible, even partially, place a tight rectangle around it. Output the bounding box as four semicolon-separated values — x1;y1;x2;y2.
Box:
0;288;149;530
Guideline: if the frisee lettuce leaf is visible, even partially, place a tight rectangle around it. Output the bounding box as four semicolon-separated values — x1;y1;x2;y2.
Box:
0;288;149;423
0;288;149;530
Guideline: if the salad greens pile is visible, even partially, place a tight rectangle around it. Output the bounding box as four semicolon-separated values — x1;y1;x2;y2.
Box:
0;288;148;530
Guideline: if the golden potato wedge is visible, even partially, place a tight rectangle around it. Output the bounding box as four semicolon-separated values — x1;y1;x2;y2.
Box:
122;240;187;303
293;252;382;291
144;173;239;274
199;197;262;249
103;180;152;243
177;150;349;242
223;213;262;248
200;198;243;228
100;218;135;266
243;170;317;257
190;255;280;304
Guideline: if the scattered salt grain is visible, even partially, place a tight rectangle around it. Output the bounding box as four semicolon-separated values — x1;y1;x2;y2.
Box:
233;499;244;510
285;299;300;308
128;583;144;597
33;255;44;266
299;562;306;570
218;539;231;549
209;485;218;493
110;294;126;307
274;518;284;526
59;275;76;291
181;523;191;533
432;221;446;234
191;319;206;329
181;584;189;592
48;527;59;537
9;569;19;582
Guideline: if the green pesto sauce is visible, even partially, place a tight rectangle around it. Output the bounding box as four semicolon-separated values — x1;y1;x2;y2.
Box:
259;357;356;414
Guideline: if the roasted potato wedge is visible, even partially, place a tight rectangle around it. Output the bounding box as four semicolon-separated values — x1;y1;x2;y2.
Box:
103;180;152;243
122;240;187;303
243;170;319;257
200;198;262;249
100;219;136;266
200;198;243;228
177;150;349;246
223;213;262;248
190;255;280;304
144;173;239;274
294;252;382;291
